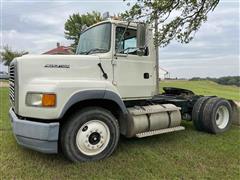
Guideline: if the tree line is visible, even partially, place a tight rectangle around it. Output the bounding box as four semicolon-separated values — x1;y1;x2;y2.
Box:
190;76;240;87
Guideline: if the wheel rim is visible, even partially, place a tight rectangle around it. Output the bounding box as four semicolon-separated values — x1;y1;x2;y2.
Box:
215;105;229;129
76;120;110;156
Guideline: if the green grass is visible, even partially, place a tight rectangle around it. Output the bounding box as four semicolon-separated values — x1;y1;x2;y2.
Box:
0;81;240;179
0;88;10;130
160;80;240;101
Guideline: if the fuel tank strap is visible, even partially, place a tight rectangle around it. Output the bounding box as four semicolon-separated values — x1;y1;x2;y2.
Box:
128;104;181;116
159;104;172;128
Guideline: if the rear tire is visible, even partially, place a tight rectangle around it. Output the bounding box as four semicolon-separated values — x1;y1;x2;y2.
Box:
202;98;232;134
61;107;119;162
192;96;212;131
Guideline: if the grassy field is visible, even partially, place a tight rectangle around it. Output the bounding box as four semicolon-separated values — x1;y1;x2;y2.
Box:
160;80;240;100
0;80;240;179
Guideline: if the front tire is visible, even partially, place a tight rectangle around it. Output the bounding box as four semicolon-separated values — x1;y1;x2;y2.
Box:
61;107;119;162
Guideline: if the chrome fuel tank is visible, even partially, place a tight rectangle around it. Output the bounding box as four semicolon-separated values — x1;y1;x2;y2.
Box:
126;104;182;137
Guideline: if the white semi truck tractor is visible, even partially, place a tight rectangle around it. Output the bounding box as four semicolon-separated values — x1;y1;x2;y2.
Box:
9;19;234;162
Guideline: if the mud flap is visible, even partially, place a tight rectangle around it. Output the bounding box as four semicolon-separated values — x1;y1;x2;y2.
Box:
229;100;240;126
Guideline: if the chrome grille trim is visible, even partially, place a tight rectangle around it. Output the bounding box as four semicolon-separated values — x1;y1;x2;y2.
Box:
9;63;15;107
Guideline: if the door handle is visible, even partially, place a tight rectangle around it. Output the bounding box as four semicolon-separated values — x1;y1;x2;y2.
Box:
144;73;149;79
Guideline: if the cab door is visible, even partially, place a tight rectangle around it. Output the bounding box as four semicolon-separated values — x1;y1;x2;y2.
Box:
113;26;156;99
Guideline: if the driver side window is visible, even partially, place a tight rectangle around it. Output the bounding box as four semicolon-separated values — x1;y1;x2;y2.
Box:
115;27;137;55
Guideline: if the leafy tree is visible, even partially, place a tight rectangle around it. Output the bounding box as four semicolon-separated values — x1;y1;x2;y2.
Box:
122;0;220;47
64;11;102;52
0;46;28;66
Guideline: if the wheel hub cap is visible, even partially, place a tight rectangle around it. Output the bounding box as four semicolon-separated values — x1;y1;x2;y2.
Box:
215;106;229;129
89;132;101;145
76;120;110;156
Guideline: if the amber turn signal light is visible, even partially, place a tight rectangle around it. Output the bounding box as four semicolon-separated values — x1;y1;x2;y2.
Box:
42;94;56;107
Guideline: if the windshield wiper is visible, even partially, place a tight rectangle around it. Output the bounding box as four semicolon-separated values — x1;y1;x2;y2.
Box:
79;48;108;55
86;48;108;55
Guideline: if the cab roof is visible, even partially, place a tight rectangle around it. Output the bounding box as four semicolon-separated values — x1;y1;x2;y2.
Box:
84;19;138;32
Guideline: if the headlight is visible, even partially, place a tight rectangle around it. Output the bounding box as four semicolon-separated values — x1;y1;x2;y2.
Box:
26;93;56;107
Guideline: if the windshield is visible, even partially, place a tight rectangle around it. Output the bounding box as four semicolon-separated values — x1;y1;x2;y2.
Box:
76;23;111;55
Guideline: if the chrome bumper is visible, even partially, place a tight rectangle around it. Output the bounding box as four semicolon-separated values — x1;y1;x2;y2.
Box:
9;108;59;154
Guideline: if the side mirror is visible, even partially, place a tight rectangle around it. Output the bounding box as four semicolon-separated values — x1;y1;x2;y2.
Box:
137;23;146;50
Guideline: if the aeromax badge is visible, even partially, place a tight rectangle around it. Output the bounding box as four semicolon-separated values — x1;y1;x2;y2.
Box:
44;64;70;68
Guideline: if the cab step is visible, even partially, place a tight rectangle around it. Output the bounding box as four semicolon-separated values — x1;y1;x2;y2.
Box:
136;126;185;138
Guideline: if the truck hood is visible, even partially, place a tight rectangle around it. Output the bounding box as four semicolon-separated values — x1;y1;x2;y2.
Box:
10;54;119;118
16;54;102;84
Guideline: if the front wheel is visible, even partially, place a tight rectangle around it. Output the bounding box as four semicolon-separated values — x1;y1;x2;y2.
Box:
61;107;119;162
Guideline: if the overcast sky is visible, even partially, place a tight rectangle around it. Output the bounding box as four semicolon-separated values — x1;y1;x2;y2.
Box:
0;0;239;78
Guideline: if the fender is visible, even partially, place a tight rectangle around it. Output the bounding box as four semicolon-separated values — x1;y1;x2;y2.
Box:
59;90;128;119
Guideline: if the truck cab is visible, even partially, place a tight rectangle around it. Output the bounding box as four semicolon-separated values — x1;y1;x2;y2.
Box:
9;19;233;162
76;20;157;99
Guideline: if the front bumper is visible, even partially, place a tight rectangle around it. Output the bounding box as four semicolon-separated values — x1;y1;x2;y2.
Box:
9;108;59;154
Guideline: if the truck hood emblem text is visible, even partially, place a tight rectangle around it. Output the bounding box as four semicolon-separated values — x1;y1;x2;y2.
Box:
44;64;70;68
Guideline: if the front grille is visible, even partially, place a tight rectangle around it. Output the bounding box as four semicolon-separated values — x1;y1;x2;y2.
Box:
9;63;15;106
